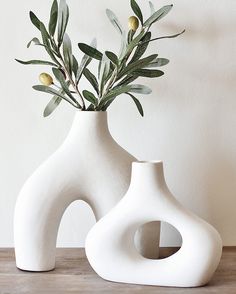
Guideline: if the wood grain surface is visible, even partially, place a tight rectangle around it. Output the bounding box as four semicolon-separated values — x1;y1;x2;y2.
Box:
0;247;235;294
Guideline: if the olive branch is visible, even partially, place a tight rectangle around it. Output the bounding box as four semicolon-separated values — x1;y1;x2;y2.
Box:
16;0;185;117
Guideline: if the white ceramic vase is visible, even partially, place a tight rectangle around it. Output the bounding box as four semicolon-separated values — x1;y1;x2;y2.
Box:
85;161;222;287
14;112;160;271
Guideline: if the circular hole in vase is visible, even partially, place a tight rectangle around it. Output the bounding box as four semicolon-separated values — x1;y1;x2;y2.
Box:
134;221;182;260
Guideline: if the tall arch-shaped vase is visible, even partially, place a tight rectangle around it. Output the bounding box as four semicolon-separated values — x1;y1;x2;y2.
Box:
14;112;160;271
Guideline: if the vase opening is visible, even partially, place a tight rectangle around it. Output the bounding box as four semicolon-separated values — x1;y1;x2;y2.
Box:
132;161;164;171
133;160;163;164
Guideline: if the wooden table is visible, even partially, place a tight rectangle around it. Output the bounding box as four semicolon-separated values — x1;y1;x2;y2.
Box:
0;248;235;293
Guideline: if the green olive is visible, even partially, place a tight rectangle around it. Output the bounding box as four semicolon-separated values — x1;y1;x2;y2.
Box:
128;16;139;32
39;73;53;86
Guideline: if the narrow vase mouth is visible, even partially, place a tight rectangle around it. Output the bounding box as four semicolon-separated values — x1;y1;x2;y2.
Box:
133;160;163;165
132;160;164;172
74;110;108;121
75;110;107;114
130;160;166;189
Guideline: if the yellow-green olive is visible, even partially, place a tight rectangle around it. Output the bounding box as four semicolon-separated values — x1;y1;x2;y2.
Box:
39;73;53;86
128;16;139;32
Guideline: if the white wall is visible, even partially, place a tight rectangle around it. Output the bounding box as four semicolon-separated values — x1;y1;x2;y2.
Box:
0;0;235;247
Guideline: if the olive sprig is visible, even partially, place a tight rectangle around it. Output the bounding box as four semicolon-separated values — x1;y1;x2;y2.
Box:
16;0;88;115
82;1;184;113
16;0;185;117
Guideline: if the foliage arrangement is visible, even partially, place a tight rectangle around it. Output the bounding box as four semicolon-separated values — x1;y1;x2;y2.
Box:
16;0;185;117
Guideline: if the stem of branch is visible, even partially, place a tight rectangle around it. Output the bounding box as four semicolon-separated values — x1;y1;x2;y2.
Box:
57;50;85;110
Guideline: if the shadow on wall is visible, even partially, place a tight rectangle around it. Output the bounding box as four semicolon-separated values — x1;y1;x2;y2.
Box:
146;2;236;245
202;152;236;243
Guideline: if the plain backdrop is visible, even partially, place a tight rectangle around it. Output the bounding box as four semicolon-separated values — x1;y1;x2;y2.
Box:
0;0;235;247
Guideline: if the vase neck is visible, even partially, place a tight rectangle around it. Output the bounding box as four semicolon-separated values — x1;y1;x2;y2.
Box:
66;111;111;143
129;161;168;193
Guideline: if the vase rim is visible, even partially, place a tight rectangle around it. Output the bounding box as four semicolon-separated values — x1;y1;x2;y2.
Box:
132;160;163;165
75;110;107;115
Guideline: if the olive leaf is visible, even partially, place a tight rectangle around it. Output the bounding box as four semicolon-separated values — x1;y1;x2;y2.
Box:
149;1;155;15
27;38;42;48
49;0;58;36
72;55;79;79
43;96;62;117
63;33;73;74
115;75;138;88
99;54;110;95
142;30;186;45
27;36;57;53
127;93;144;116
133;69;164;78
52;68;76;102
83;68;99;95
105;51;119;66
44;81;72;117
58;0;69;46
33;85;78;107
82;90;98;105
106;9;124;35
131;0;143;25
99;85;132;106
98;60;102;79
119;31;128;58
145;58;169;68
40;22;60;66
15;59;58;66
130;32;151;63
100;84;151;105
78;43;103;61
143;5;173;27
76;38;97;83
105;9;126;58
104;65;114;85
129;84;152;94
29;11;41;30
118;54;158;78
39;21;50;39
